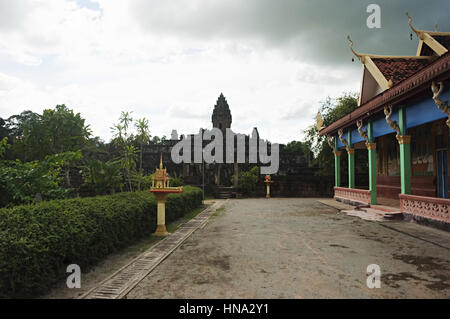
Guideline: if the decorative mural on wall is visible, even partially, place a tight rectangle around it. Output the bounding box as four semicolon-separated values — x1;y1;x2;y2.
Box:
387;139;400;176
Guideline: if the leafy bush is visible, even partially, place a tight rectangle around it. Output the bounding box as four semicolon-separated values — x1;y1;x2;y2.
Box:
134;172;154;190
81;159;123;195
0;186;202;298
0;150;82;208
236;166;259;196
170;172;184;187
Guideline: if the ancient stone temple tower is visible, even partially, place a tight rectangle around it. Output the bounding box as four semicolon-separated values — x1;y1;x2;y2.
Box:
211;93;235;189
212;93;232;133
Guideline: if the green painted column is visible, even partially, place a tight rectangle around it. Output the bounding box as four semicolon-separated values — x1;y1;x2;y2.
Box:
347;130;355;188
398;106;412;194
333;136;341;187
367;120;377;204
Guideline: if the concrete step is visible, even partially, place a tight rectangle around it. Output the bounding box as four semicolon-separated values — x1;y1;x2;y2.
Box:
213;186;235;199
382;212;403;220
362;207;403;220
215;192;234;199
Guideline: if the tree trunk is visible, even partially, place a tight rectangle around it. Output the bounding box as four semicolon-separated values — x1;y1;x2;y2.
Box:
65;166;71;187
138;142;143;191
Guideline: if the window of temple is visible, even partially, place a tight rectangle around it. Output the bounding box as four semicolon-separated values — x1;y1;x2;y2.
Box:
376;134;400;176
411;123;434;176
387;135;400;176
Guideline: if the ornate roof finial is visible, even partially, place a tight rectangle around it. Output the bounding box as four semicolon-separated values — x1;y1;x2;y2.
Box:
347;35;364;62
434;21;438;32
159;152;163;169
406;12;420;36
316;111;324;131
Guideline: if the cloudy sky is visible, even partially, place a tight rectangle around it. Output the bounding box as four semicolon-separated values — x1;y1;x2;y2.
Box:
0;0;448;144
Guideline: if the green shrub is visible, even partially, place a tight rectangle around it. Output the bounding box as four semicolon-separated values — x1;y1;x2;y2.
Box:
0;185;202;298
235;166;259;196
170;172;183;187
81;159;123;195
0;151;82;208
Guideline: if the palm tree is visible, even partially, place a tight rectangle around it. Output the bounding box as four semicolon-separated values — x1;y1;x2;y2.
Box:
119;111;133;141
110;111;137;192
135;118;150;191
83;159;122;195
121;144;138;191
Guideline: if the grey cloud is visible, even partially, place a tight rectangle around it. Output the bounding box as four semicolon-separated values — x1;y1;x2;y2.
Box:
279;100;315;121
0;0;32;31
130;0;450;66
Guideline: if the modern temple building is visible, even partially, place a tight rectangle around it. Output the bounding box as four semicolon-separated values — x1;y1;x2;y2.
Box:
319;15;450;225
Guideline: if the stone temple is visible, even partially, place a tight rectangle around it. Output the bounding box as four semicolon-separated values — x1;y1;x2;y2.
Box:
212;93;232;133
141;93;329;198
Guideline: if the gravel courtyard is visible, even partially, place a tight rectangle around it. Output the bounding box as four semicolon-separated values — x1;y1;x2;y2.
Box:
126;198;450;299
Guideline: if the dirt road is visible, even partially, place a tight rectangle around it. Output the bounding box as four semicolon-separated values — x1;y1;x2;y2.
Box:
126;198;450;298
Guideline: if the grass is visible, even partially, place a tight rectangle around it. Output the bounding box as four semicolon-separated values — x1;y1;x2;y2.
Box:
211;205;226;218
114;204;209;258
166;205;206;233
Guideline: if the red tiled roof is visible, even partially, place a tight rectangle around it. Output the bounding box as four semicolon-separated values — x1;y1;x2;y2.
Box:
319;52;450;136
372;58;433;85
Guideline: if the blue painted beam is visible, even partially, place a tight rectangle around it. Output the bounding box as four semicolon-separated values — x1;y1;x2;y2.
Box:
335;85;449;148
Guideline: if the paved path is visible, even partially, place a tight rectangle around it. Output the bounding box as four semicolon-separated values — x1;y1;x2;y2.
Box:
81;201;224;299
126;198;450;298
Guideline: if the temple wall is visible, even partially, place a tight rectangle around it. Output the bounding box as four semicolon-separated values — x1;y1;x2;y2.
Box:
375;118;449;200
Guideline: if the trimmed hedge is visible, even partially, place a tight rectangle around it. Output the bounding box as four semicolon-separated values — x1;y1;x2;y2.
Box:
0;186;202;298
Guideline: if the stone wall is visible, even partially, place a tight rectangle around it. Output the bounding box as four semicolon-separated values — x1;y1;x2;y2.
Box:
254;169;334;198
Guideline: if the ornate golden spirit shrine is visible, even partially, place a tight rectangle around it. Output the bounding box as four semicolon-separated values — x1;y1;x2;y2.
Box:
150;154;183;236
264;174;273;198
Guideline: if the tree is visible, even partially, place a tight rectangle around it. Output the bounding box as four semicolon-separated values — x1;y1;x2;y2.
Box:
40;105;91;186
82;159;123;195
0;118;11;141
5;106;91;161
0;150;82;207
110;111;137;191
40;104;91;154
4;111;42;161
283;140;313;167
0;137;9;158
150;135;167;145
304;92;359;176
135;118;150;191
235;166;259;196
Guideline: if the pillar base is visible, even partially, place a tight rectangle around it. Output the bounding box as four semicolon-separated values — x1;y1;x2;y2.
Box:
266;194;270;199
153;224;169;236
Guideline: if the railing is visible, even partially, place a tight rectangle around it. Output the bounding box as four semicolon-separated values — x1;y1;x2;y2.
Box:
399;194;450;222
334;187;371;205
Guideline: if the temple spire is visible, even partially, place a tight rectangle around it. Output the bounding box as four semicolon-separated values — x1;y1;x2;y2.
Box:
212;92;232;131
160;152;163;169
